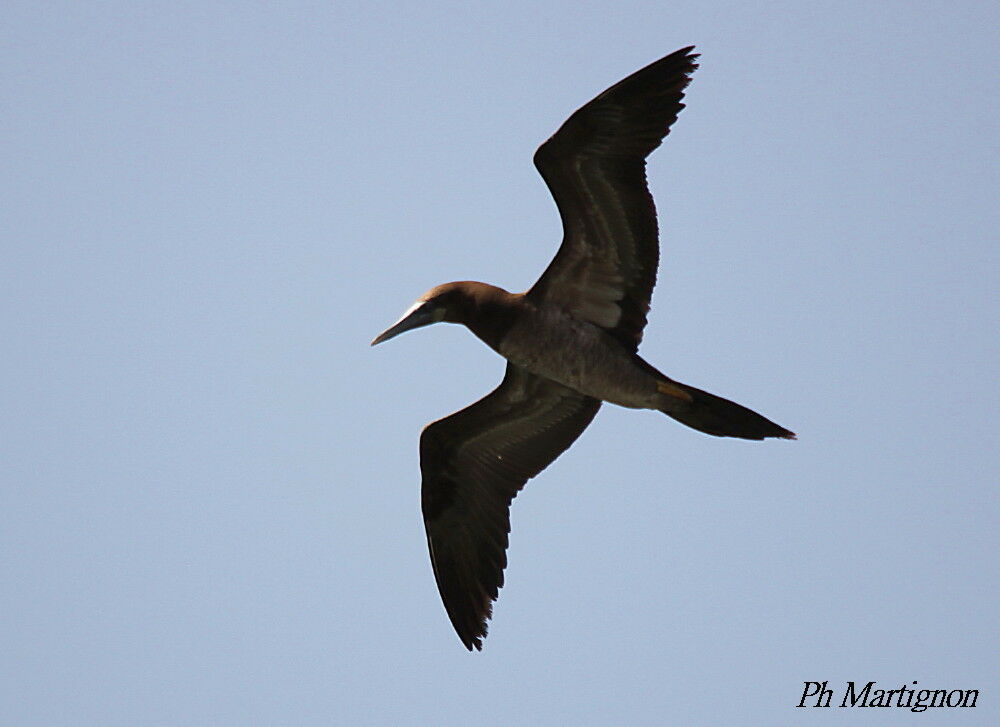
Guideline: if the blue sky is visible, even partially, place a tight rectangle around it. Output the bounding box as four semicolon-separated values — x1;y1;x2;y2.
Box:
3;1;997;725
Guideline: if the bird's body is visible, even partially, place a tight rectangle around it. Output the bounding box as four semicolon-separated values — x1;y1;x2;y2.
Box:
372;47;795;650
501;297;662;409
451;282;663;408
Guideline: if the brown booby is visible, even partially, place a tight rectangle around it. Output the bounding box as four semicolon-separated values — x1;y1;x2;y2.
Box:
372;47;794;650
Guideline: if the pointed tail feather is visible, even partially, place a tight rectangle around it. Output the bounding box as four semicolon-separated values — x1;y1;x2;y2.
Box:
659;380;795;440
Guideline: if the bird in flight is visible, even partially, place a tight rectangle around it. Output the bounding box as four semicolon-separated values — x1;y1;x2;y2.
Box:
372;47;794;650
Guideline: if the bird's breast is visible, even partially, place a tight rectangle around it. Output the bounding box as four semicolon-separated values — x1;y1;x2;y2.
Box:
497;305;659;409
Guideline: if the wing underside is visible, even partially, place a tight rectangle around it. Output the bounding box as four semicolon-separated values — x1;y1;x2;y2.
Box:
529;47;699;351
420;364;601;650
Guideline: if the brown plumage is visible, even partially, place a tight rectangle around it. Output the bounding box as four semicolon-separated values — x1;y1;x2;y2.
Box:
372;47;794;651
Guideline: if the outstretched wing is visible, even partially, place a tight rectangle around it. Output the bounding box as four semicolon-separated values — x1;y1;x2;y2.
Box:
528;47;699;351
420;364;601;650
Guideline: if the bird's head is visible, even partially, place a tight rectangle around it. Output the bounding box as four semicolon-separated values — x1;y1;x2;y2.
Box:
370;283;473;346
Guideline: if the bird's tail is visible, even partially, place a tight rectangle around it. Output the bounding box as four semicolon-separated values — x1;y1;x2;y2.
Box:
656;379;795;440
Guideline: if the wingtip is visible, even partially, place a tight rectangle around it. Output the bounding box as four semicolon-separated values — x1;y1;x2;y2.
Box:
464;613;488;651
676;45;700;65
459;627;485;652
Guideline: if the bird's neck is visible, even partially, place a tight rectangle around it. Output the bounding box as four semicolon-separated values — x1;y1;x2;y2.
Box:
449;283;524;352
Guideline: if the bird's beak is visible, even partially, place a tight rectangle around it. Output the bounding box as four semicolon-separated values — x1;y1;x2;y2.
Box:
371;301;437;346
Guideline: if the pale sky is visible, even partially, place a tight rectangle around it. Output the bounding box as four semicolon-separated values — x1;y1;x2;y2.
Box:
3;1;997;725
